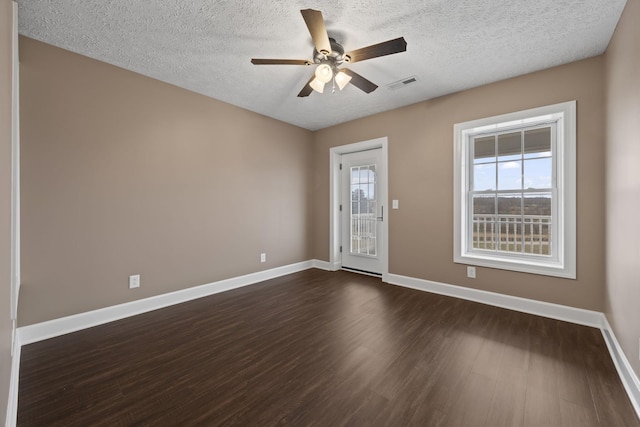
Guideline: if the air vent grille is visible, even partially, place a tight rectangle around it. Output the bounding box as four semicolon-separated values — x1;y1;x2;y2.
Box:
387;76;419;90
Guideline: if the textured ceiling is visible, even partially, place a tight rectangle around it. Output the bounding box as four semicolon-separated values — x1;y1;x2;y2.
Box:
18;0;626;131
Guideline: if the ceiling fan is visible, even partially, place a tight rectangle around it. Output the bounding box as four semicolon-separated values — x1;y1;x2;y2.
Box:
251;9;407;97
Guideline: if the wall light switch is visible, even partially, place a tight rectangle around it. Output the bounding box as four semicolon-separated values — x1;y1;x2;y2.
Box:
260;253;266;263
129;274;140;289
392;200;399;209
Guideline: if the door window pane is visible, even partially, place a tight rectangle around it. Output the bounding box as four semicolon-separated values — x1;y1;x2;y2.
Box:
350;164;377;256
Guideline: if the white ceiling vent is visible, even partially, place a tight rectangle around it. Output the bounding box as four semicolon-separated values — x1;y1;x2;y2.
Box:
387;76;419;90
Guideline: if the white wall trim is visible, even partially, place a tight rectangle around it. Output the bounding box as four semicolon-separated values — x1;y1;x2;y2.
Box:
600;317;640;419
311;259;332;271
453;101;577;279
5;329;20;427
386;273;602;327
10;0;20;349
18;261;314;345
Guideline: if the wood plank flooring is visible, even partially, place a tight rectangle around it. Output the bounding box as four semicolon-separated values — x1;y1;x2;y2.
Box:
17;269;640;426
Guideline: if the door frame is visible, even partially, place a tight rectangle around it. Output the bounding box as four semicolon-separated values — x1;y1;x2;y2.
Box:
329;137;389;282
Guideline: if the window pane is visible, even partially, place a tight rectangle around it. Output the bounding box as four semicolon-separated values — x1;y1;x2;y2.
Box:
497;195;522;216
368;183;375;202
473;163;496;191
523;194;552;255
497;195;523;253
524;193;551;216
474;136;495;164
351;168;360;184
498;132;521;162
524;127;551;159
472;195;496;250
498;160;522;190
473;195;496;215
524;158;552;189
368;200;377;216
359;167;369;183
351;164;377;257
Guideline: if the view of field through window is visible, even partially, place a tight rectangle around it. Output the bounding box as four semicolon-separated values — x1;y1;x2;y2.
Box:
471;127;553;256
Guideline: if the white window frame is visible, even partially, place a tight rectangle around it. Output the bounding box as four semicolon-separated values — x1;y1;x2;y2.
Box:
454;101;576;279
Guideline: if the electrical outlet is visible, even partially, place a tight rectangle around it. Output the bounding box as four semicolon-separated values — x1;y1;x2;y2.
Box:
260;253;266;263
467;266;476;278
129;274;140;289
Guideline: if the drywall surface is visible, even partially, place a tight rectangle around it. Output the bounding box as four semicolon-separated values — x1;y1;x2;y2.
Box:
19;37;313;325
313;56;606;311
605;0;640;381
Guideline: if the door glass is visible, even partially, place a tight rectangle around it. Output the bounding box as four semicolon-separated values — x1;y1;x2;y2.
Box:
350;164;377;256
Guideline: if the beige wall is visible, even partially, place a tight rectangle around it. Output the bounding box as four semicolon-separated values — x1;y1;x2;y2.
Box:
0;0;14;422
313;57;606;311
605;0;640;379
16;22;617;322
19;37;313;325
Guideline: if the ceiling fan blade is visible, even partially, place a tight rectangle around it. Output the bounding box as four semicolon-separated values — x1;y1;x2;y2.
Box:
301;9;332;55
251;59;312;65
297;75;316;97
342;69;378;93
344;37;407;63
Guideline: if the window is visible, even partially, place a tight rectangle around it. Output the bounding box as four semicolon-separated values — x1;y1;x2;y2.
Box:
454;101;576;278
350;164;378;256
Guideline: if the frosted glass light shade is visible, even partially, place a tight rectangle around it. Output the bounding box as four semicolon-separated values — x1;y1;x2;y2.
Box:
309;77;325;93
335;70;352;90
315;64;333;84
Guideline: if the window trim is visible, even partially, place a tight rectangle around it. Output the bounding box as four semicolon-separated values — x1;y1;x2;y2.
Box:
453;101;576;279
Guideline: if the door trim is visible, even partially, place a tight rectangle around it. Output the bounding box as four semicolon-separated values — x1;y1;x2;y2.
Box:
329;137;389;282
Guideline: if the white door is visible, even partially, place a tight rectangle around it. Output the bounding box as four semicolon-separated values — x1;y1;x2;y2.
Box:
341;149;385;275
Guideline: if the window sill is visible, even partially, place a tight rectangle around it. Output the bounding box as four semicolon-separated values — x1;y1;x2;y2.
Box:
454;252;576;279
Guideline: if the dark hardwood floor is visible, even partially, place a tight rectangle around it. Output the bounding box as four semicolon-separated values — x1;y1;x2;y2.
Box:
17;269;640;426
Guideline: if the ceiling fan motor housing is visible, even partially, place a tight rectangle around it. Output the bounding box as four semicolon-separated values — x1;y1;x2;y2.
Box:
314;38;347;68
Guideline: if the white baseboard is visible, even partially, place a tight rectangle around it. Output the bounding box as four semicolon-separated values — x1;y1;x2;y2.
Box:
18;260;315;345
386;273;603;327
600;317;640;419
6;329;20;427
311;259;332;271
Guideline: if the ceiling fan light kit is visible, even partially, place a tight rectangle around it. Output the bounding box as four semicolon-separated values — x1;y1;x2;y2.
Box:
251;9;407;97
309;77;325;93
314;63;333;83
334;69;352;91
